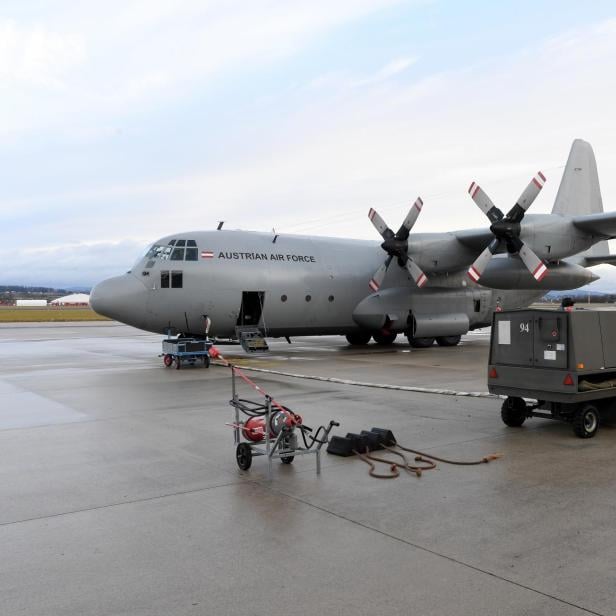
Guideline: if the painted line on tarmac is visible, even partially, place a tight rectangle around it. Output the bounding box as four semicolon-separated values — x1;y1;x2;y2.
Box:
225;364;500;399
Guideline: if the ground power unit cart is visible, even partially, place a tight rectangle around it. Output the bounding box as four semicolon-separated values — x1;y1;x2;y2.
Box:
488;308;616;438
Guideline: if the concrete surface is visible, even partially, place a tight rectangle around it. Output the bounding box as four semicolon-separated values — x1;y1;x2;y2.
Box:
1;322;615;615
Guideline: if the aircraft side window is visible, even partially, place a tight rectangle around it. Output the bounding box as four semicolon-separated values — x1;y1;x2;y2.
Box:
171;247;185;260
328;295;334;302
161;271;170;288
281;294;287;302
171;271;183;288
305;295;311;302
185;247;198;261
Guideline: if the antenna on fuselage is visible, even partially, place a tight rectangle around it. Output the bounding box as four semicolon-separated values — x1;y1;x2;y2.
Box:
217;221;224;230
272;228;279;244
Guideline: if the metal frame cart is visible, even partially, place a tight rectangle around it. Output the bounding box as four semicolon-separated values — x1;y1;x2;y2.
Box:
161;337;212;370
227;365;339;478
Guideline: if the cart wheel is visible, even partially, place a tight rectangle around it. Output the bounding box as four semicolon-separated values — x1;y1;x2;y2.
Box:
163;354;173;368
236;443;252;470
203;355;210;368
573;404;599;439
501;396;527;427
175;357;182;370
280;455;294;465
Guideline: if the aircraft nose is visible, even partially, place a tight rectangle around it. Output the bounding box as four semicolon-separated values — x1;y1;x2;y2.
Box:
90;274;148;323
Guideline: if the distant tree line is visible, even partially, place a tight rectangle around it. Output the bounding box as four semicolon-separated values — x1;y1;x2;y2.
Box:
0;285;71;304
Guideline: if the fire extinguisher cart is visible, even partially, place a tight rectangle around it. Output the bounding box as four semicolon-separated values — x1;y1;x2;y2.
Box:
228;365;339;478
488;308;616;438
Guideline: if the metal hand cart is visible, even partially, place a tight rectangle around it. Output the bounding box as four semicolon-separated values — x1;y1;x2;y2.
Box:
227;365;339;478
161;337;212;370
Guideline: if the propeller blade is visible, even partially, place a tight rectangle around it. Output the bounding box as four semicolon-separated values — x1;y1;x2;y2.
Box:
506;171;546;222
468;182;504;223
405;257;428;288
396;197;423;240
368;208;393;239
517;241;548;282
368;256;393;292
467;238;501;282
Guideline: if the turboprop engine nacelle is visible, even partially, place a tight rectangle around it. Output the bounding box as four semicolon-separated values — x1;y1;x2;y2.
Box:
478;257;598;290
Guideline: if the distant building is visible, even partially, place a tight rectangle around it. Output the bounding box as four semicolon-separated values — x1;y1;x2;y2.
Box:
16;299;48;307
49;293;90;306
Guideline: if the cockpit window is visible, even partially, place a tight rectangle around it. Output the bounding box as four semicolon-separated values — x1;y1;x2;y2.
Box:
171;247;184;261
143;240;198;262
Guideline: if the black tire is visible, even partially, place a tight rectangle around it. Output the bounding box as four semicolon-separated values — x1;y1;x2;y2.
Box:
573;404;599;439
236;443;252;470
280;455;294;464
203;355;210;368
346;332;372;345
501;396;527;427
407;336;435;348
436;335;462;347
373;332;397;345
175;357;181;370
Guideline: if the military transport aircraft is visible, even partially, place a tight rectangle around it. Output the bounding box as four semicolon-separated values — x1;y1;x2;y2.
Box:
91;139;615;348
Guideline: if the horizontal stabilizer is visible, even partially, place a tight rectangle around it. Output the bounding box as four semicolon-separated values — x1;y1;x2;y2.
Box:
572;211;616;238
581;254;616;267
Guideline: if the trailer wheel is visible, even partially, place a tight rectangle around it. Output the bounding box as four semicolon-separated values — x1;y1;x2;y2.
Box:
436;335;461;347
203;355;210;368
280;455;294;464
501;396;526;427
236;443;252;470
163;354;173;368
175;357;182;370
573;404;599;439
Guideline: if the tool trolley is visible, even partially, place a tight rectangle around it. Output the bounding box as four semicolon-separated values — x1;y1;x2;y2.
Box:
227;365;339;478
488;308;616;438
161;337;212;370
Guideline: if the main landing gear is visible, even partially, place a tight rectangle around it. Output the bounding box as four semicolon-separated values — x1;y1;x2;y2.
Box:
345;332;462;348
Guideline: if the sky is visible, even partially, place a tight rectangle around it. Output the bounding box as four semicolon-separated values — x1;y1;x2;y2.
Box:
2;0;616;288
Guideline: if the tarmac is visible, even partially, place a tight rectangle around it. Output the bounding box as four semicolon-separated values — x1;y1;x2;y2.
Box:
1;322;615;615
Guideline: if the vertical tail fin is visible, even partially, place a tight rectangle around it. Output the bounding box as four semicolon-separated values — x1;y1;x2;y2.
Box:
554;139;608;258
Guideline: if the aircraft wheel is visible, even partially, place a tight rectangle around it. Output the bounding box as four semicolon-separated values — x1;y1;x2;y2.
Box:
346;332;372;345
407;336;435;348
163;354;173;368
501;396;527;427
573;404;599;438
436;335;462;347
236;443;252;470
373;332;397;345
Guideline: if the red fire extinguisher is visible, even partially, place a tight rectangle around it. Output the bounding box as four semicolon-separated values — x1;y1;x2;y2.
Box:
242;408;302;442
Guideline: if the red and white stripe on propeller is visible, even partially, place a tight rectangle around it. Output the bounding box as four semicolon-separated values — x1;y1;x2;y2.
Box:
405;257;428;288
511;171;546;216
368;257;393;292
468;182;503;222
467;242;497;283
368;208;390;238
518;243;548;282
397;197;423;237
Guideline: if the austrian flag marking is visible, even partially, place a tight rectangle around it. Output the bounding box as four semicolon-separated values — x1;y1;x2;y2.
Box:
201;250;214;259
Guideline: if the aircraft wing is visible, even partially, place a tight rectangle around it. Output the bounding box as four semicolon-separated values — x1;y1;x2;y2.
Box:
453;228;494;251
572;211;616;238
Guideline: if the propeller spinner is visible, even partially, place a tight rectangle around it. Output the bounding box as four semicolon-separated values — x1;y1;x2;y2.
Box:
368;198;427;292
467;172;548;283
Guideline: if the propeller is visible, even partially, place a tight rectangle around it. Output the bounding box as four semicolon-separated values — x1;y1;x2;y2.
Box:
368;197;427;292
467;172;548;283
